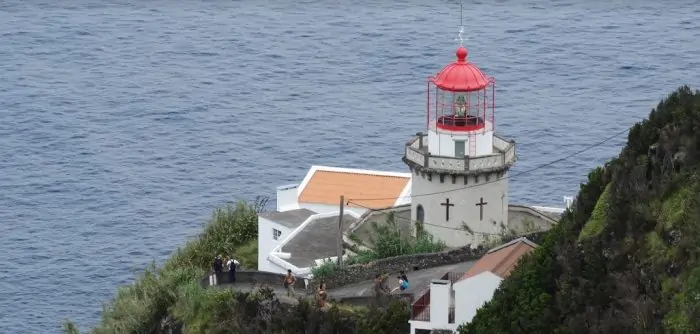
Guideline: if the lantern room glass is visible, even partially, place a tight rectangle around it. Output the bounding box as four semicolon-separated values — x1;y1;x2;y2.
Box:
427;81;495;133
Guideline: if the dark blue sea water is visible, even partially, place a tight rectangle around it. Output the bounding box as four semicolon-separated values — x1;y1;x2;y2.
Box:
1;0;699;332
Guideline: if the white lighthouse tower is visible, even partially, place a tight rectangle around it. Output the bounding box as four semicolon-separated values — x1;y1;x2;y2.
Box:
403;45;516;248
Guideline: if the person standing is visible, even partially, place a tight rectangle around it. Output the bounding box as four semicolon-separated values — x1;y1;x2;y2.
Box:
283;269;296;297
226;256;239;284
212;255;223;286
316;281;328;308
372;274;383;299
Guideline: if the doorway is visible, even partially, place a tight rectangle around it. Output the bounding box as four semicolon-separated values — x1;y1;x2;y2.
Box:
454;140;466;156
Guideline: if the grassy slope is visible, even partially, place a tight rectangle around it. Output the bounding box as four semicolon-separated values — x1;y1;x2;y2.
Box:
459;86;700;334
88;200;260;333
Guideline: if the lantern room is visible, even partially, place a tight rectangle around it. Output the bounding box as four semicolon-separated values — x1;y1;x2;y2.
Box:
426;46;495;157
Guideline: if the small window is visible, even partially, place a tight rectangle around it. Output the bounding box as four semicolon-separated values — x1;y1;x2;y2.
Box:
272;228;282;241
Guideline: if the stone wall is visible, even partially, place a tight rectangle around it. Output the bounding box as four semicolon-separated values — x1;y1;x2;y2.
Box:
336;293;414;307
311;245;488;290
312;231;550;289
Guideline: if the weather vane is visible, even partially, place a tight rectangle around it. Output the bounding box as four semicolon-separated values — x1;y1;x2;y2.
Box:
455;1;466;46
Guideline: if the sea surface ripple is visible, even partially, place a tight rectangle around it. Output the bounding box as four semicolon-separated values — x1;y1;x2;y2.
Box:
1;0;699;332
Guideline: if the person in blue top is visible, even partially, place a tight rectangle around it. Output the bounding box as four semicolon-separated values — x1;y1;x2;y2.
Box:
397;273;409;291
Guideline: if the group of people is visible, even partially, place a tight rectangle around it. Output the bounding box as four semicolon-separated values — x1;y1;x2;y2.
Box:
210;254;239;286
373;271;410;298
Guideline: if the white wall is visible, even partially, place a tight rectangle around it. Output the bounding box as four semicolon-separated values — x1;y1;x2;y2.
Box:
453;271;503;326
276;184;300;212
430;280;451;328
427;124;494;157
411;172;509;248
257;216;293;273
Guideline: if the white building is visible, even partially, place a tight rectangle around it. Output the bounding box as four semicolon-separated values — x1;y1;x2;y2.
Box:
409;237;538;333
258;165;412;276
403;45;518;248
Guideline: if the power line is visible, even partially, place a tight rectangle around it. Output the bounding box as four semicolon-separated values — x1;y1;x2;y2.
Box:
346;126;629;203
348;201;504;236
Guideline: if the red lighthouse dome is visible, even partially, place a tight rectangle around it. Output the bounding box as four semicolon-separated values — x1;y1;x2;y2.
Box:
425;46;495;134
431;46;490;92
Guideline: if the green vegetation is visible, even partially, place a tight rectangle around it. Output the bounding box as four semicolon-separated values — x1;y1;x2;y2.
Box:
578;183;612;240
64;199;262;333
65;198;414;334
459;86;700;333
169;285;411;334
311;213;446;278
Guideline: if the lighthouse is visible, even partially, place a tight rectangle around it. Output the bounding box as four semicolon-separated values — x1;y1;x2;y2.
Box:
403;46;516;248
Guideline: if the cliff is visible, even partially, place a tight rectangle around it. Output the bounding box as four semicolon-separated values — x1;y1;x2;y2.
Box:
459;86;700;333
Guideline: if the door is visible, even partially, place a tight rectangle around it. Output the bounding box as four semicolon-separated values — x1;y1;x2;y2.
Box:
454;140;466;157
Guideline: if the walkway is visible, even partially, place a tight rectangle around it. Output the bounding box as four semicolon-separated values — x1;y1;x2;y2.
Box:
213;260;478;304
327;260;477;298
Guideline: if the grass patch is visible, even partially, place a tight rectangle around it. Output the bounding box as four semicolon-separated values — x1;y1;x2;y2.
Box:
660;185;694;229
579;183;612;240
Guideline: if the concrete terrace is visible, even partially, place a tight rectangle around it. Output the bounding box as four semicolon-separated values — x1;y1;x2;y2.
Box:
281;214;358;267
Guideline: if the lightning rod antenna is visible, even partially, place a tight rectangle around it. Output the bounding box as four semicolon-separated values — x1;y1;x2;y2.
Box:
457;1;465;46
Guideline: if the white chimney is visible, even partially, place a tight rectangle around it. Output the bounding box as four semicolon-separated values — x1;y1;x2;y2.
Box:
276;184;299;212
429;279;451;326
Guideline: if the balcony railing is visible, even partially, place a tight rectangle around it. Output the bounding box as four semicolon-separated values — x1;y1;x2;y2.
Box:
404;133;516;173
412;289;431;321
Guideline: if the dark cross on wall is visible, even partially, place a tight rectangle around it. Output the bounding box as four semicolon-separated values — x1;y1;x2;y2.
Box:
475;197;488;220
441;198;455;221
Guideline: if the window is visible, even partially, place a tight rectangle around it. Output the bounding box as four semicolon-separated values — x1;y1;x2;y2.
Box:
272;228;282;241
416;204;425;222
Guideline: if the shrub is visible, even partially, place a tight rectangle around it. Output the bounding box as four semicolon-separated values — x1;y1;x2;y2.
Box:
313;214;446;278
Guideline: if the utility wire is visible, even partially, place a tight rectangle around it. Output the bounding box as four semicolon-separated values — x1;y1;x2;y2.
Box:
345;126;630;203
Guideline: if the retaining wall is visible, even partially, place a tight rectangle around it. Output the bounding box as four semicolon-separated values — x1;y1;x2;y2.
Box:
312;231;549;289
311;245;488;290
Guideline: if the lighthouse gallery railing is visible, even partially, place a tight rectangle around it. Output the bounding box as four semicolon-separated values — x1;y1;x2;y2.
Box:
404;133;515;172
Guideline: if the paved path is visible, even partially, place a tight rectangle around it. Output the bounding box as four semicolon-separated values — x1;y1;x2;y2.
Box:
327;260;478;298
214;260;478;303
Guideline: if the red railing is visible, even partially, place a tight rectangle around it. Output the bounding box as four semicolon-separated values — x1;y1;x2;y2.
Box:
411;289;431;321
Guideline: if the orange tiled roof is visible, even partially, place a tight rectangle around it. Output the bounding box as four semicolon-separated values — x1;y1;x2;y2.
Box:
298;169;409;209
460;238;537;280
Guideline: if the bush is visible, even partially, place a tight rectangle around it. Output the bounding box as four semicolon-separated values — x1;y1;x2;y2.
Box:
312;214;446;278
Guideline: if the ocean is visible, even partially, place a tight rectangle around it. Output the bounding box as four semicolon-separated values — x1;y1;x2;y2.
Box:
1;0;699;332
